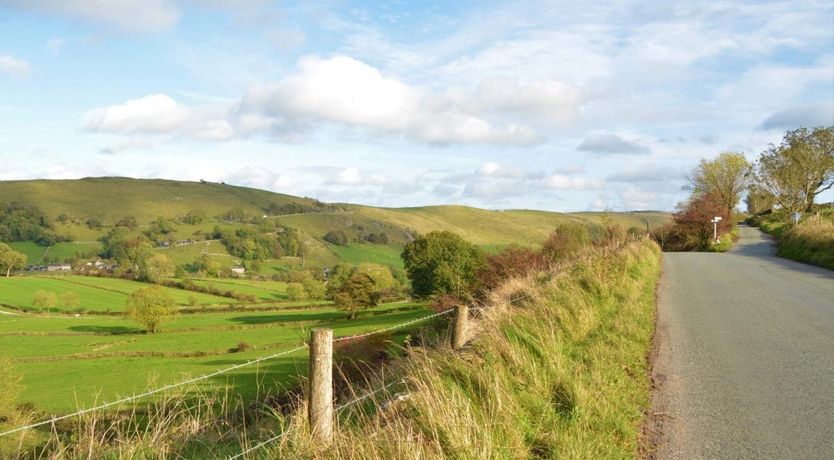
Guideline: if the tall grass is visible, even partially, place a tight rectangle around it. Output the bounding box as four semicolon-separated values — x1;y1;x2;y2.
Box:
265;241;661;459
5;241;660;458
776;216;834;270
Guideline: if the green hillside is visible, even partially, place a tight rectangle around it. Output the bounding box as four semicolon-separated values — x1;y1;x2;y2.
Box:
0;177;670;268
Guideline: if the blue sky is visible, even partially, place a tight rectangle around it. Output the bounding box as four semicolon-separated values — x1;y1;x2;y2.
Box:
0;0;832;211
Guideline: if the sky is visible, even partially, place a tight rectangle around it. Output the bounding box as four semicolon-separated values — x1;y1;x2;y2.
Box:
0;0;832;212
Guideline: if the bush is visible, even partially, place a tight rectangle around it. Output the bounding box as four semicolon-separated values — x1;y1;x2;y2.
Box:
126;286;178;333
541;223;591;261
323;230;349;246
286;282;307;301
474;246;547;298
32;290;57;310
234;341;253;353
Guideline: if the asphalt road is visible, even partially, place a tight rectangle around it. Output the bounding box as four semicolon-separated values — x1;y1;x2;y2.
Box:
651;225;834;459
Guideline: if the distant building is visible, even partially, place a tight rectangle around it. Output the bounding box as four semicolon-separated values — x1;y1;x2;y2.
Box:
47;264;72;272
231;267;246;276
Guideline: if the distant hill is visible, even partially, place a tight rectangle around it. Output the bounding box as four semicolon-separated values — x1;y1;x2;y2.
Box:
0;177;670;268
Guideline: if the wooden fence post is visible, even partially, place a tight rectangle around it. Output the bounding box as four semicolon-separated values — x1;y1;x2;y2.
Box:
308;328;333;444
452;304;469;350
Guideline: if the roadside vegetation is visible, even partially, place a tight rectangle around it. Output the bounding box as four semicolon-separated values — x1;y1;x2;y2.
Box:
654;125;833;257
744;126;834;269
0;214;661;458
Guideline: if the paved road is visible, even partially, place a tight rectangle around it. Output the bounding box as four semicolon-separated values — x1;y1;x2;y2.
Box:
652;225;834;459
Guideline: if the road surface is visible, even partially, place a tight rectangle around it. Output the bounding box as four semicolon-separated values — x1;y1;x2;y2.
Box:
651;225;834;459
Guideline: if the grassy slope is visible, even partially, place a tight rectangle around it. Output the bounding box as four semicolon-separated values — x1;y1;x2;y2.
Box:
0;302;430;412
264;241;663;459
1;178;670;268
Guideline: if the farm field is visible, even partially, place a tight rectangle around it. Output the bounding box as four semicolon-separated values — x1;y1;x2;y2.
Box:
327;243;404;268
181;277;292;301
7;241;101;264
0;275;234;312
0;301;431;412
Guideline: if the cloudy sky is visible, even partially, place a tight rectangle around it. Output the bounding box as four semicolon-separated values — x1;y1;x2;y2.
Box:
0;0;832;211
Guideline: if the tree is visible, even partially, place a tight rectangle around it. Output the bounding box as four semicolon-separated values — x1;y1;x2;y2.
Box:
302;278;326;300
286;282;307;301
356;263;397;296
333;272;378;319
32;290;57;310
183;209;208;224
142;253;174;283
60;291;80;312
401;231;484;299
323;230;349;246
690;151;752;214
671;193;731;250
757;143;808;219
745;184;776;215
0;243;27;277
768;126;834;212
126;286;178;333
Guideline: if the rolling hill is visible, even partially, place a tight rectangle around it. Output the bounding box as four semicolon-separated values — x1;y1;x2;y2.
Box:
0;177;670;268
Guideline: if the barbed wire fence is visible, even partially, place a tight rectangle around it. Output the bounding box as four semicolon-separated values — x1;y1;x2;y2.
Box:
0;307;456;439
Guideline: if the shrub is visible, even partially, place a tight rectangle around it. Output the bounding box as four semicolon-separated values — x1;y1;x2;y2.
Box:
541;223;591;261
234;341;253;353
474;246;547;298
323;230;349;246
32;290;57;310
286;282;307;301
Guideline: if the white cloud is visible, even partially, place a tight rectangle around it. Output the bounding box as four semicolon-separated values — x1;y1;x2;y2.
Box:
0;54;32;78
2;0;179;32
578;134;651;155
544;174;603;190
238;55;569;146
83;93;235;142
84;94;191;134
326;167;387;186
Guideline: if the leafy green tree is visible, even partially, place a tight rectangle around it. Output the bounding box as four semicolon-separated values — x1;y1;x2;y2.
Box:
126;286;178;333
325;263;356;299
60;291;80;312
142;253;174;283
115;215;138;230
100;227;154;272
745;184;776;215
334;272;379;319
758;126;834;213
286;282;306;301
0;243;27;277
32;290;57;310
302;278;326;300
323;230;349;246
401;231;484;299
183;209;208;224
690;151;753;214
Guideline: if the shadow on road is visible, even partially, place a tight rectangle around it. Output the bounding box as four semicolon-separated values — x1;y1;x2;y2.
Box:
728;224;834;281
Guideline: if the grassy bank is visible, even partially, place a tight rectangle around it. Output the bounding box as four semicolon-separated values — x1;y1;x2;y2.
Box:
4;241;661;458
751;209;834;270
268;240;662;458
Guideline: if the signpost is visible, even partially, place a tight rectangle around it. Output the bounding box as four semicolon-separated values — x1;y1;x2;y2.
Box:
710;216;723;243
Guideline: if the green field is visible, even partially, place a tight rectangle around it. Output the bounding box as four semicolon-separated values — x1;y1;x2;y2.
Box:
0;275;234;312
327;243;404;268
183;277;292;301
0;301;431;411
6;242;101;264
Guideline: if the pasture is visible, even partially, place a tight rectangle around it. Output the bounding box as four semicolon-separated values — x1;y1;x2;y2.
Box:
327;243;404;268
0;301;431;412
0;275;234;312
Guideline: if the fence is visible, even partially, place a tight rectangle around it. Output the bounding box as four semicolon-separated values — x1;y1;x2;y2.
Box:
0;307;460;443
